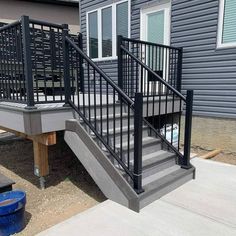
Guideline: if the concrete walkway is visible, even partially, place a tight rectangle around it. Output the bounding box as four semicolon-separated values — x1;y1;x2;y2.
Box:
38;158;236;236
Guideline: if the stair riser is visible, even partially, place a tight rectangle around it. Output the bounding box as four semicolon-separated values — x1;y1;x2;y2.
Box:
103;128;150;144
92;117;135;131
139;171;194;209
84;104;130;117
120;141;162;161
142;158;176;178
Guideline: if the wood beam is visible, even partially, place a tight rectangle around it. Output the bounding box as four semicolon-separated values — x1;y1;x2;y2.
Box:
0;126;56;146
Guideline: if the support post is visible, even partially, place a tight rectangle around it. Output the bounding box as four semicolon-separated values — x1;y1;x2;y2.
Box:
78;33;84;93
183;90;193;169
176;47;183;92
33;141;49;189
21;15;35;109
62;24;71;106
117;35;123;91
133;93;144;193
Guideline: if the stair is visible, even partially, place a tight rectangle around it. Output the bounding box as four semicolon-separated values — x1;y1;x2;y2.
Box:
65;101;195;212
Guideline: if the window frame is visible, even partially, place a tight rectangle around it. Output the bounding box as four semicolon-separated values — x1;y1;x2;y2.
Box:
217;0;236;48
86;0;131;61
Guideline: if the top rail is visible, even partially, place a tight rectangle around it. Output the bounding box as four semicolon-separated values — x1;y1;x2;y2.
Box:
65;36;134;106
121;36;182;51
29;18;64;29
120;45;186;101
0;20;21;32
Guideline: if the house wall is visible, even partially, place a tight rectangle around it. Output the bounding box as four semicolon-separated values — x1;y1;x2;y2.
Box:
171;0;236;119
80;0;236;119
0;0;80;33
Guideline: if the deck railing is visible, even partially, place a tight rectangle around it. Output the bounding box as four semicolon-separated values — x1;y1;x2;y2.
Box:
117;36;183;98
0;16;79;107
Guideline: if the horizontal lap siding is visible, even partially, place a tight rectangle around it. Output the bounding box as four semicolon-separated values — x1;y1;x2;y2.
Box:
80;0;236;118
172;0;236;118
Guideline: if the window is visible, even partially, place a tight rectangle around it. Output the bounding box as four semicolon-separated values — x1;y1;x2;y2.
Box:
217;0;236;48
87;0;130;60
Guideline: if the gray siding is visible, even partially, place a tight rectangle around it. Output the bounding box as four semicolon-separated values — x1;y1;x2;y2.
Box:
171;0;236;119
80;0;118;83
80;0;236;118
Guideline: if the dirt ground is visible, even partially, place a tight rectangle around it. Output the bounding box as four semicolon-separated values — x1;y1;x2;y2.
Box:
0;132;105;235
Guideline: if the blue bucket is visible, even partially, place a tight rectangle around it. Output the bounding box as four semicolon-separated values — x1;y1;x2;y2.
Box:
0;190;26;236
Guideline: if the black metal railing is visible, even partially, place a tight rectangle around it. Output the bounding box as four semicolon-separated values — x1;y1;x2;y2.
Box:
0;16;80;107
64;35;144;193
117;36;182;98
118;37;192;170
0;20;26;103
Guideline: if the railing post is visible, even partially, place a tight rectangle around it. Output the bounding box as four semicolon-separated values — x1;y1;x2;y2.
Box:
78;33;84;93
133;92;144;193
21;15;35;109
117;35;123;91
177;47;183;92
183;90;193;169
62;24;71;106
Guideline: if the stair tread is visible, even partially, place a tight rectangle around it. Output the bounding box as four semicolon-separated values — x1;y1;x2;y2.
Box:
116;136;161;150
129;150;174;166
143;165;180;185
142;151;176;170
103;125;149;135
141;167;195;197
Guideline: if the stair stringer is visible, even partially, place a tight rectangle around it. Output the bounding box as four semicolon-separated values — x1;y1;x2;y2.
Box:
64;119;140;212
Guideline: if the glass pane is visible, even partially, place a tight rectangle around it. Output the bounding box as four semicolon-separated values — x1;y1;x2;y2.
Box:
147;10;164;44
117;1;128;37
147;10;165;70
88;11;98;58
102;7;112;57
223;0;236;43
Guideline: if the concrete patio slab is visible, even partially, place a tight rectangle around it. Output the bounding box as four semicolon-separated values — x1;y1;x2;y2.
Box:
37;158;236;236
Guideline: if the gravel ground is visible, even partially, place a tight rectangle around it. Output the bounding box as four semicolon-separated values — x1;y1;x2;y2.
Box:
0;132;105;235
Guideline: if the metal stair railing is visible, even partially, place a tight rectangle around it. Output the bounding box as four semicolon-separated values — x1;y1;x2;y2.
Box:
117;36;193;170
63;35;144;193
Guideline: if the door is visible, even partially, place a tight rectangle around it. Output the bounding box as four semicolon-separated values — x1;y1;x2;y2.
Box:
140;2;171;94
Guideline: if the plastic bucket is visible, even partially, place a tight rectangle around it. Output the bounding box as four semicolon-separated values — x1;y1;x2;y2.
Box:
0;190;26;236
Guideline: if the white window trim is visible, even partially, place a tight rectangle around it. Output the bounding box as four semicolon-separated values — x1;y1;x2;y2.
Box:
86;0;131;61
217;0;236;48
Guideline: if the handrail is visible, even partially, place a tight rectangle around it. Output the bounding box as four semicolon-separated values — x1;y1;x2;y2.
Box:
65;36;134;106
120;45;186;101
121;36;181;51
64;36;139;184
0;20;20;32
68;100;134;180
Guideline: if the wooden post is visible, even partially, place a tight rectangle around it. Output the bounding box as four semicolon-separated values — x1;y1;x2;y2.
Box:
33;141;49;177
0;127;56;189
